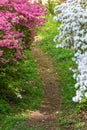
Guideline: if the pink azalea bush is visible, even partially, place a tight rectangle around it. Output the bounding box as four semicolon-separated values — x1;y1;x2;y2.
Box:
0;0;46;99
0;0;45;66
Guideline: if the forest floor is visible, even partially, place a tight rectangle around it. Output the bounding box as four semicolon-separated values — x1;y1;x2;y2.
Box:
27;46;62;130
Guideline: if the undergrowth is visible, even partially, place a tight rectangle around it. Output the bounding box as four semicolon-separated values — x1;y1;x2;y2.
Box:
0;50;42;130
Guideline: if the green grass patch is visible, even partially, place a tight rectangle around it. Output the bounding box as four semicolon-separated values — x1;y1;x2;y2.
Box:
0;50;42;130
36;15;86;129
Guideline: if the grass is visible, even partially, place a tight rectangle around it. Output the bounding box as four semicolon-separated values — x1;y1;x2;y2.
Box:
0;50;42;130
36;15;86;129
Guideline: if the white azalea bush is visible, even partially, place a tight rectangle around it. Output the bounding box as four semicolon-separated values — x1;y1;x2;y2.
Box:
54;0;87;102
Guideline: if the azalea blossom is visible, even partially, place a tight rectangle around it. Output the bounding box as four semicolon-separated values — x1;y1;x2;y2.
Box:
0;0;45;65
17;94;22;99
54;0;87;102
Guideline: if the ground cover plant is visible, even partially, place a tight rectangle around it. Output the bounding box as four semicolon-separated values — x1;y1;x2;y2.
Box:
0;50;43;130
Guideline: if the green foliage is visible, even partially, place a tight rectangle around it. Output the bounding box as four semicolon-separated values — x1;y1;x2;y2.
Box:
0;50;42;130
74;122;85;130
46;0;60;15
0;50;42;107
48;0;54;14
16;24;32;47
0;100;11;114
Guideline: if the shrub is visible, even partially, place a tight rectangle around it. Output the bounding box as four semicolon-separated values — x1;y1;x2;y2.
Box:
0;0;46;100
54;0;87;102
0;0;45;65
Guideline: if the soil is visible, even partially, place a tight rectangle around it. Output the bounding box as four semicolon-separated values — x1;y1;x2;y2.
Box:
27;46;62;130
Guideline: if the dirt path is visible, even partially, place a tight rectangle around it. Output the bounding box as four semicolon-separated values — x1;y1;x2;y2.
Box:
27;46;62;130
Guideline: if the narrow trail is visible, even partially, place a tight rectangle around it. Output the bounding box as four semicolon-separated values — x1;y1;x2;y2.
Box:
27;46;62;130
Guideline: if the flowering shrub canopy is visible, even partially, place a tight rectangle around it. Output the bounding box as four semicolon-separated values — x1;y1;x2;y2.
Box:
0;0;45;65
54;0;87;102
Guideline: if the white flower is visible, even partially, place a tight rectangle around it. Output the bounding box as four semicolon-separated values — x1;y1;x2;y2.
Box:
85;93;87;98
72;96;82;102
56;44;62;48
53;16;58;21
75;83;79;88
54;0;87;102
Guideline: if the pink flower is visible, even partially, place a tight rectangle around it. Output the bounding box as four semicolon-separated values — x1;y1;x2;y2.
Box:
0;0;46;65
17;94;22;99
0;50;3;56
